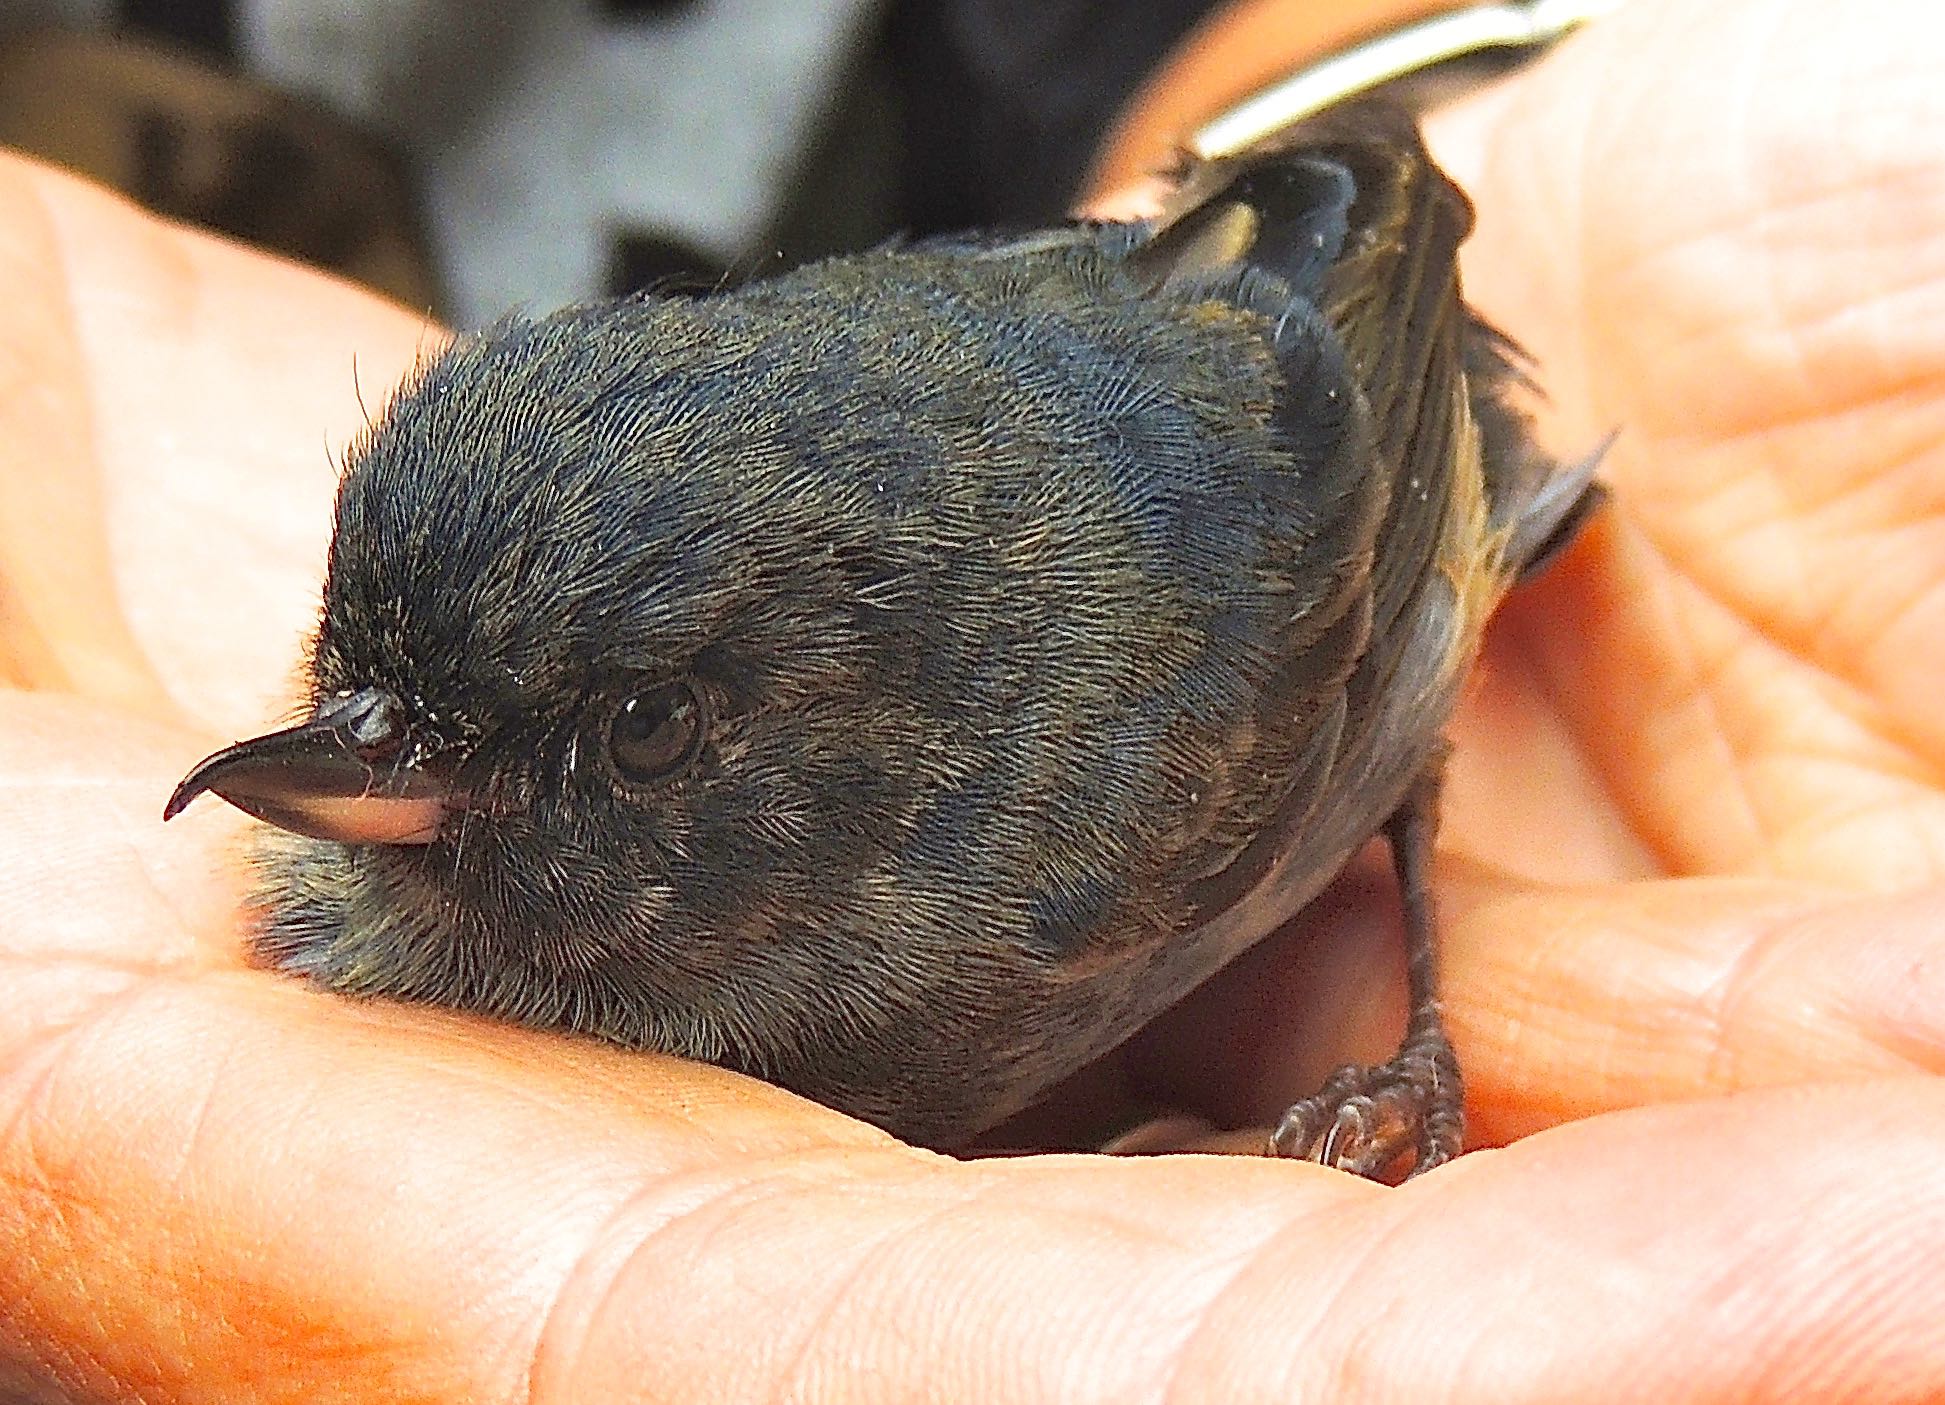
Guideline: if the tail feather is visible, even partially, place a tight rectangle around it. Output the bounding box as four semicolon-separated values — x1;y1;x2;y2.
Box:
1464;314;1611;575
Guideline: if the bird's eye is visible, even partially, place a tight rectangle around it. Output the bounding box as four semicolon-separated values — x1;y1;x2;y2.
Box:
606;680;708;786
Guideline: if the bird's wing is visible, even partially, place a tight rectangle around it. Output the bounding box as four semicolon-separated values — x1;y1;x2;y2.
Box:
1125;106;1590;908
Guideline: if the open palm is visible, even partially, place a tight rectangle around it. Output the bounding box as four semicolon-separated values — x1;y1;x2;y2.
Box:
1107;0;1945;1159
2;0;1940;1398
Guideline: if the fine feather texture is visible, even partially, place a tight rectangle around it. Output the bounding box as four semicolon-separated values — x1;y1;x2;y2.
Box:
245;106;1597;1147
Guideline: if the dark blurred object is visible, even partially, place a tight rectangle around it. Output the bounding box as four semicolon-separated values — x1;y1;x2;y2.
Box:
0;3;1229;317
758;25;904;280
120;0;236;56
0;31;440;310
604;227;730;295
886;0;1222;230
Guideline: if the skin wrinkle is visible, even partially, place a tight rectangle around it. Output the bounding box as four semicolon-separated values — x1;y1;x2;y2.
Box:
1652;480;1945;791
541;1153;1351;1405
1823;894;1945;1073
5;831;215;975
763;1245;889;1405
1649;528;1945;873
1744;195;1945;372
526;1148;919;1405
1154;1275;1241;1405
1693;1188;1850;1402
1257;1207;1426;1402
1709;453;1819;669
1720;411;1939;534
1846;561;1945;772
253;1058;582;1398
1623;526;1897;871
523;1171;715;1405
0;973;167;1142
1443;883;1649;1123
0;713;235;971
1022;1163;1363;1405
0;978;175;1398
1688;890;1805;1094
1670;362;1945;449
979;1166;1281;1405
1771;781;1945;888
113;825;228;973
1567;117;1944;440
15;980;641;1405
1328;1224;1497;1405
736;1167;960;1403
938;1166;1202;1399
1149;1235;1288;1405
762;1174;1060;1405
1444;885;1605;1112
1729;1144;1942;1404
1615;523;1770;877
1810;448;1945;558
1176;1168;1473;1403
1490;1116;1916;1405
1450;907;1577;1131
1870;920;1945;1070
1599;897;1747;1092
1503;877;1945;1115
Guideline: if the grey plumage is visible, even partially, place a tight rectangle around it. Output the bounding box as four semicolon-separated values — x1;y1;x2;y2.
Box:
170;105;1600;1155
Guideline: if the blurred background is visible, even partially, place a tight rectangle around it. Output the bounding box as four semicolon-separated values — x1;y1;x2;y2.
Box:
0;0;1233;325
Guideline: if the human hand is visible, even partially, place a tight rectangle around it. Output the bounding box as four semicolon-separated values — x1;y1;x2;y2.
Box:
1092;0;1945;1158
3;0;1942;1398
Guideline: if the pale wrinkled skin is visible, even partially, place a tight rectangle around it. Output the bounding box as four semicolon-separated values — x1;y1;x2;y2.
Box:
1;0;1942;1399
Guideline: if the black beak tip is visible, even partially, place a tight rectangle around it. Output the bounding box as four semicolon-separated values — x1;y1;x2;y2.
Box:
163;766;215;822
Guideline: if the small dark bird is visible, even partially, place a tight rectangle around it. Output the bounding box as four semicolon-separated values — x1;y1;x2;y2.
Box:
167;105;1601;1179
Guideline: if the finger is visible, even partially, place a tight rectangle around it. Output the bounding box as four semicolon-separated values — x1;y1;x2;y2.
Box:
0;691;247;976
0;152;439;731
1123;853;1944;1147
1444;869;1945;1145
0;155;168;709
5;949;1942;1405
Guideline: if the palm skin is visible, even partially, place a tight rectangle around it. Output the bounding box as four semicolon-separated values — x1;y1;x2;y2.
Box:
1;0;1941;1399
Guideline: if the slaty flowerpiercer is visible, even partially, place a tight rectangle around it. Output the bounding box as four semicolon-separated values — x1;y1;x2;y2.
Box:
167;105;1603;1179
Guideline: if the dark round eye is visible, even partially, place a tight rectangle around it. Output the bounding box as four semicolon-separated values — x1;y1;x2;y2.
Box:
606;680;707;786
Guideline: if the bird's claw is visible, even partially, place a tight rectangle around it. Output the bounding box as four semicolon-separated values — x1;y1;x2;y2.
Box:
1270;1038;1463;1181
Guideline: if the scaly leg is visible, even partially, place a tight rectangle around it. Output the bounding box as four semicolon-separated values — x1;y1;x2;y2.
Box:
1270;767;1464;1179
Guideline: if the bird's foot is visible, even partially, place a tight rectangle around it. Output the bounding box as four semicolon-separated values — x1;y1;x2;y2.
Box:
1269;1027;1462;1181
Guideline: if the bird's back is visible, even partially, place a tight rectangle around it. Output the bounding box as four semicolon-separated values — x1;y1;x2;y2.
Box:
769;108;1603;1141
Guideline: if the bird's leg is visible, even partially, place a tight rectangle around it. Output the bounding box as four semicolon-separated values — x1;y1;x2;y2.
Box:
1270;765;1464;1179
